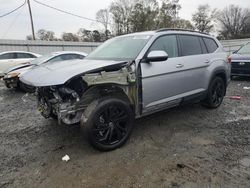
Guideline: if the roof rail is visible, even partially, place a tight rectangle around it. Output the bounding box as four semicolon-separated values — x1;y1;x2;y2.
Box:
156;28;210;35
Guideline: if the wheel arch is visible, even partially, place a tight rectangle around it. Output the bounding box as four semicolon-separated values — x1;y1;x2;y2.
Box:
210;69;227;95
81;84;135;110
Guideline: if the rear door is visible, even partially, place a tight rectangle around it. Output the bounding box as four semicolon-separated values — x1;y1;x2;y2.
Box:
177;34;211;92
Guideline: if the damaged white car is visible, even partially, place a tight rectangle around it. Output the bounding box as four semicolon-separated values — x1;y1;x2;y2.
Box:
20;29;230;151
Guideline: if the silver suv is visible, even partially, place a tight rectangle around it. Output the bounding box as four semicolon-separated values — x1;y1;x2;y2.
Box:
20;29;231;151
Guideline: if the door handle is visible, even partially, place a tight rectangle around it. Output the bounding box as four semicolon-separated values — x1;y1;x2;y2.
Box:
176;64;184;68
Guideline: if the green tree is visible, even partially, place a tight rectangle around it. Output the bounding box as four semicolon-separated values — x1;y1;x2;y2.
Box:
175;19;194;30
157;0;181;28
129;0;159;32
77;28;93;42
37;29;56;41
92;30;101;42
62;32;79;42
110;0;134;35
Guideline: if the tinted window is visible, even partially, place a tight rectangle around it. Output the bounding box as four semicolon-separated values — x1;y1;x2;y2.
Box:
76;54;85;59
179;35;202;56
48;54;83;63
68;54;85;59
0;53;16;60
203;38;218;53
27;53;36;58
16;53;35;59
149;35;178;58
199;38;208;54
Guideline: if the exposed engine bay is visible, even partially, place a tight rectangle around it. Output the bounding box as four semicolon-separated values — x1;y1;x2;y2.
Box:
37;62;137;125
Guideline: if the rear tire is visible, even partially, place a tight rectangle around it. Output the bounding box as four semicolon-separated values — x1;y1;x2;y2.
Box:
81;97;134;151
202;77;226;109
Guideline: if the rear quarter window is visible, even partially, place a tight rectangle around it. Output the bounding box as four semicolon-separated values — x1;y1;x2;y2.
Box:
199;37;208;54
203;38;218;53
179;35;202;56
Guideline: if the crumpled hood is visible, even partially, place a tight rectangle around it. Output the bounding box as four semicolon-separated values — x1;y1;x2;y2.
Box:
230;54;250;61
20;59;126;87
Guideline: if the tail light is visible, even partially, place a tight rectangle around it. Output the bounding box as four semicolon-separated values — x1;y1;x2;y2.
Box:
227;57;232;64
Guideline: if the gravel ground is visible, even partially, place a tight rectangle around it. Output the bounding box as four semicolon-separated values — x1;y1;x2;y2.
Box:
0;78;250;188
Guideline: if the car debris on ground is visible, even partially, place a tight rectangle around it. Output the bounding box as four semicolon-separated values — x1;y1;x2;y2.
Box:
62;155;70;162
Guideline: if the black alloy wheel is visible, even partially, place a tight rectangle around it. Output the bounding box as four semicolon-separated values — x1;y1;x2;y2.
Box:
81;97;134;151
203;77;226;108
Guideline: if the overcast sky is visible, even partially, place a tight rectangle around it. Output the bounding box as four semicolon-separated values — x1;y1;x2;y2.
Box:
0;0;249;40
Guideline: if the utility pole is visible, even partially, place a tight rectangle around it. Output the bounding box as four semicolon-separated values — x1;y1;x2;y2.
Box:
27;0;36;40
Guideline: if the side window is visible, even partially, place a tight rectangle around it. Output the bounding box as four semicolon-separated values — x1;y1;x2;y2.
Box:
16;53;35;59
48;54;81;63
203;38;218;53
48;55;64;63
199;38;208;54
179;35;202;56
74;54;85;59
27;53;36;58
0;53;16;60
149;35;178;58
63;54;84;60
60;54;72;60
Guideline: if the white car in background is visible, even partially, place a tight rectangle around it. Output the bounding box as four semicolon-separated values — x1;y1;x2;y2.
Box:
3;51;88;91
0;51;40;77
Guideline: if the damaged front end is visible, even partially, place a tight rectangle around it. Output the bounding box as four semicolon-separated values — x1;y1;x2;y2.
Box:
37;62;137;125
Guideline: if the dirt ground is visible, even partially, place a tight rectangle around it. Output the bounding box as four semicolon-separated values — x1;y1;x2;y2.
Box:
0;78;250;188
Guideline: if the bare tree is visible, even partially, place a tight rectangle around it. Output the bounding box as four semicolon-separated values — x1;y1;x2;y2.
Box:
96;9;110;39
217;5;250;39
36;29;56;41
192;4;217;33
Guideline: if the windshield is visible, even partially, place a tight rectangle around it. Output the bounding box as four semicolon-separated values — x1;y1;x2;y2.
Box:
237;43;250;54
86;35;152;61
31;53;56;65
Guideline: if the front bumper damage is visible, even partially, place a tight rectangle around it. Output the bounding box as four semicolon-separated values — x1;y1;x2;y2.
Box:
37;63;136;125
3;76;19;88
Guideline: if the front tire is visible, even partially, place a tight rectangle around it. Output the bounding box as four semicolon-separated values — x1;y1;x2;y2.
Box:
203;77;226;109
81;97;134;151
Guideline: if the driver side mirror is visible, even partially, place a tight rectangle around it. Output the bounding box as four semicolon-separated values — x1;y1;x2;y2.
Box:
147;50;168;62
